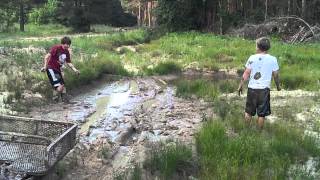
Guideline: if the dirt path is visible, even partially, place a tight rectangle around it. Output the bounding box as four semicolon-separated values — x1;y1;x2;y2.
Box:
2;27;130;42
29;76;213;180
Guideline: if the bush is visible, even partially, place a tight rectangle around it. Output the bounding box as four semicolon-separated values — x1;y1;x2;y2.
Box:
145;61;182;75
29;0;58;25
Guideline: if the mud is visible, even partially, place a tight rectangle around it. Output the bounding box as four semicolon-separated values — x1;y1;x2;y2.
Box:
26;75;212;180
23;73;320;179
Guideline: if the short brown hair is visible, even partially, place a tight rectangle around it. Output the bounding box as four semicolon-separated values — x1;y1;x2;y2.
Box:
61;36;71;45
256;37;270;51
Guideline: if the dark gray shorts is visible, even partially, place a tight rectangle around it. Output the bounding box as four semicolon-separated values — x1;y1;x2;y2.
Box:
245;88;271;117
46;69;64;89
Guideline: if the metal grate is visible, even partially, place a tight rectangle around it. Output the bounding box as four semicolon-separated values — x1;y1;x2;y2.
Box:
0;115;77;176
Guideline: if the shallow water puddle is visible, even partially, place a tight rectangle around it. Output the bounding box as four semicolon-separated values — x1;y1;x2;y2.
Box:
73;80;142;143
79;82;131;133
79;96;110;134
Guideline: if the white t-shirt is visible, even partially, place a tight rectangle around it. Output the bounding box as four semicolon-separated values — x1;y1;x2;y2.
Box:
245;54;279;89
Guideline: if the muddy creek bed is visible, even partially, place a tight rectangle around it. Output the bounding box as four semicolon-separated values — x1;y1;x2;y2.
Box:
0;115;77;176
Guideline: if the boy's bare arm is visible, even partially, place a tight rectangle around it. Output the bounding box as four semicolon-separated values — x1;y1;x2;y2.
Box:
41;53;50;72
67;62;80;75
272;70;281;91
238;68;251;95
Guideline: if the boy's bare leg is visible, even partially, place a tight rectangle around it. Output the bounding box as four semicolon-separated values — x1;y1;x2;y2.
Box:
245;112;252;126
61;87;69;103
52;89;59;101
257;116;265;129
52;85;64;102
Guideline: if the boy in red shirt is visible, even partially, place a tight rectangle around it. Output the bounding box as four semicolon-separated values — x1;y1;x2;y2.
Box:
42;36;80;102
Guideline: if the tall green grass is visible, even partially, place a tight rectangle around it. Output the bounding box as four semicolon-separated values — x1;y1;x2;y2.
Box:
0;24;72;40
175;79;238;101
0;29;149;107
196;103;320;179
197;119;320;179
143;141;195;179
5;29;318;90
121;31;320;90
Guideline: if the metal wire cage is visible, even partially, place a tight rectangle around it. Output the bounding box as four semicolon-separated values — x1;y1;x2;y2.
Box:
0;115;77;176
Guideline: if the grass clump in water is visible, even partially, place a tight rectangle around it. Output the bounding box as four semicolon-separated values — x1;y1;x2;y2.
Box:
143;61;182;75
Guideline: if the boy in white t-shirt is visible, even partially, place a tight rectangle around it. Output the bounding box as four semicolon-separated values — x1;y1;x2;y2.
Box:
238;37;281;129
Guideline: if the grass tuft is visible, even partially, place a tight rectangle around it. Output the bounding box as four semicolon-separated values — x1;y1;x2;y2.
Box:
144;141;195;179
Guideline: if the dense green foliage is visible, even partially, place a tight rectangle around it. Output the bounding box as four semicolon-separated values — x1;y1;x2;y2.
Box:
57;0;136;32
29;0;58;25
154;0;320;32
155;0;202;31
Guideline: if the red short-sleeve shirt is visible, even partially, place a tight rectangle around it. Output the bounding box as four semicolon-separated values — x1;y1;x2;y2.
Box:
47;45;71;72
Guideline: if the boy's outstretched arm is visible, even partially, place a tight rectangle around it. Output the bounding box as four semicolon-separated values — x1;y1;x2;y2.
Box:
41;53;50;72
272;70;281;91
238;68;251;96
67;62;80;75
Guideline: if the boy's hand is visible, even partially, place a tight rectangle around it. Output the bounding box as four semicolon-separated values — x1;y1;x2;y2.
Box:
74;69;80;76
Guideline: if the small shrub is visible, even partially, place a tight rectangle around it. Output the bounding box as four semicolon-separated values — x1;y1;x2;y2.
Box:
214;99;231;120
148;61;182;75
218;79;238;93
98;145;109;159
201;60;220;71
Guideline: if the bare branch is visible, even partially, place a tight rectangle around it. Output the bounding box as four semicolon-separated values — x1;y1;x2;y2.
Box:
269;16;315;37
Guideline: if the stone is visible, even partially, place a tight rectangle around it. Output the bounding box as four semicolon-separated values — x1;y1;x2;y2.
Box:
177;129;184;135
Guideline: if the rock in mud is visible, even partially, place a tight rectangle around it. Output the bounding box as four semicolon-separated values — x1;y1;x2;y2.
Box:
115;126;135;145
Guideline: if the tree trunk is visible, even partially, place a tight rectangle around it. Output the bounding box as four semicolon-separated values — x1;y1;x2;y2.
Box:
19;3;24;32
250;0;254;10
264;0;268;21
144;4;147;26
301;0;306;18
219;1;223;34
288;0;291;15
148;1;151;27
138;1;141;26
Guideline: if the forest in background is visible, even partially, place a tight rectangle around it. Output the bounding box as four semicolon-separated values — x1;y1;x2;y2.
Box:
0;0;319;34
